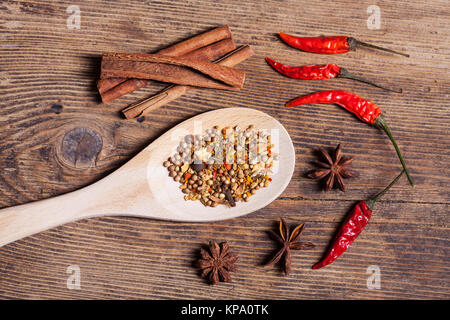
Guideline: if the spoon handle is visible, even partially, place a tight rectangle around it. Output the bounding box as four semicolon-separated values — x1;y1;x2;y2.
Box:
0;162;159;247
0;189;98;247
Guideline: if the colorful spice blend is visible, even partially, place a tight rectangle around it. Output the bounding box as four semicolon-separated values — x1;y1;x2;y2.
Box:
265;58;401;93
313;170;405;269
279;33;409;57
286;90;414;186
163;125;277;207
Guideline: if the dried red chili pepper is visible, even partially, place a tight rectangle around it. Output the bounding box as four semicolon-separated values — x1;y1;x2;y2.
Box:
313;170;404;269
279;33;409;57
286;90;414;186
265;58;401;93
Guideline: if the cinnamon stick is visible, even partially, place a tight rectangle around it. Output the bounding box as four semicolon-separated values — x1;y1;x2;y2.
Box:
181;38;235;62
157;25;232;56
122;45;254;119
98;25;232;101
97;78;127;94
100;53;245;89
100;38;236;104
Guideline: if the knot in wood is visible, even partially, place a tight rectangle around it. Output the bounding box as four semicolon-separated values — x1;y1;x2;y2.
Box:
60;127;102;168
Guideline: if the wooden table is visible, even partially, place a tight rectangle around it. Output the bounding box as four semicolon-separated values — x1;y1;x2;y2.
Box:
0;0;448;299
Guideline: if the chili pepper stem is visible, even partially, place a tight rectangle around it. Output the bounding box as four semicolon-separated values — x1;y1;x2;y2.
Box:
374;116;414;186
366;170;405;210
338;68;402;93
347;37;410;57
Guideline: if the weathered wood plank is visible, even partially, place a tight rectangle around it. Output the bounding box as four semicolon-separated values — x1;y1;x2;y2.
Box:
0;0;448;299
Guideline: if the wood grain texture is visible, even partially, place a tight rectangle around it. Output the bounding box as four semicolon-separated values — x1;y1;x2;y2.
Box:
0;0;449;299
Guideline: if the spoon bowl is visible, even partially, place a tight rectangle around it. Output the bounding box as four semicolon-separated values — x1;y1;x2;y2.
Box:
0;107;295;247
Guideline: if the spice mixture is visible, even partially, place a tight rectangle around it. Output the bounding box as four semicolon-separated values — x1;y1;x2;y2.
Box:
163;125;277;207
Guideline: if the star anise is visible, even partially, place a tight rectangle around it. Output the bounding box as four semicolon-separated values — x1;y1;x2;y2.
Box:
307;144;357;191
195;241;238;285
265;218;314;276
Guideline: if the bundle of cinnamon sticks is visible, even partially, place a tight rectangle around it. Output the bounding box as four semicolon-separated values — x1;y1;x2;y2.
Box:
97;25;254;119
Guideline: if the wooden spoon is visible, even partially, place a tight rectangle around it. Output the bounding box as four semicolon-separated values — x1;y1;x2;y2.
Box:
0;108;295;247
